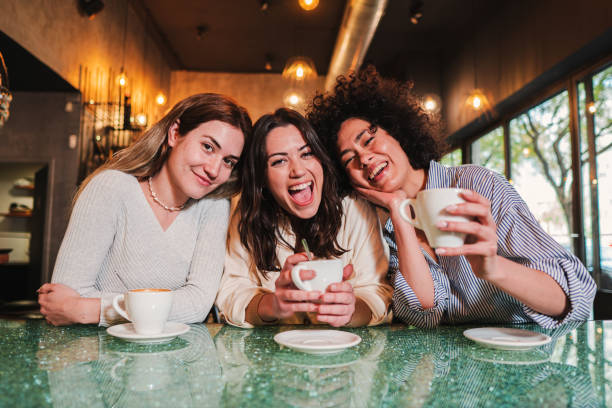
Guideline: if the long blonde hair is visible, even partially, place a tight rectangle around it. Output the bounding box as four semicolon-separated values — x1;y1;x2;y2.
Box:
75;93;252;204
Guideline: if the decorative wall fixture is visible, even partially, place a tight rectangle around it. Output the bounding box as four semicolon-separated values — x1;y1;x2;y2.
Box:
77;66;147;181
0;49;12;127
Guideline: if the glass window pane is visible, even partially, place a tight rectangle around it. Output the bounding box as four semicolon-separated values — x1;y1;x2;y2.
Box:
509;90;573;251
593;65;612;288
578;81;594;271
440;148;462;166
471;127;505;175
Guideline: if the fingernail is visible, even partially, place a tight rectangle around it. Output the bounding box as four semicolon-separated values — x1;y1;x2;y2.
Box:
435;248;447;255
437;221;448;228
446;205;457;211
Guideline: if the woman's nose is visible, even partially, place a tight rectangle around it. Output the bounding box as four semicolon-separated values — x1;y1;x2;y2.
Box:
358;151;374;168
204;156;222;179
289;161;306;177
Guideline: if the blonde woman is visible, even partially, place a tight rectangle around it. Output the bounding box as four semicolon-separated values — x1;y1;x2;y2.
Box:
38;93;251;326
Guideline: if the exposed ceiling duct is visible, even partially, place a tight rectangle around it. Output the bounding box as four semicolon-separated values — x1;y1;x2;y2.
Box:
324;0;388;91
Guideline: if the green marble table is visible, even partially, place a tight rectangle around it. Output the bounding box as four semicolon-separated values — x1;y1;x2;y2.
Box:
0;319;609;407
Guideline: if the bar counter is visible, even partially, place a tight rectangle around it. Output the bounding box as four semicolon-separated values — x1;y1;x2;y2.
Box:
1;319;609;407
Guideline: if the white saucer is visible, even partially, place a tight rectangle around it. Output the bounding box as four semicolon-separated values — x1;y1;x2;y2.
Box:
463;327;551;351
107;322;190;344
274;330;361;355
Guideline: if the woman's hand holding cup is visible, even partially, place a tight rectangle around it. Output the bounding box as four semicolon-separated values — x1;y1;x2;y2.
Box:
260;253;322;321
315;264;356;327
433;189;500;281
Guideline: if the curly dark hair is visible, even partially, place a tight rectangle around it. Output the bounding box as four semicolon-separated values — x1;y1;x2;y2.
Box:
238;108;346;276
306;65;445;196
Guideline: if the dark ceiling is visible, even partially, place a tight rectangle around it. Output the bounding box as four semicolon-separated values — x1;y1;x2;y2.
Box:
141;0;503;79
0;0;503;92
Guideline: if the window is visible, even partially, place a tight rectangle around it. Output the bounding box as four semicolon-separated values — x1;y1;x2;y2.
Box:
440;148;462;166
578;63;612;289
471;127;505;176
509;91;573;250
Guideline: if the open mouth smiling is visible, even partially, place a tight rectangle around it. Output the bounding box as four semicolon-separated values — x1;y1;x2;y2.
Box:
288;181;314;205
368;162;388;182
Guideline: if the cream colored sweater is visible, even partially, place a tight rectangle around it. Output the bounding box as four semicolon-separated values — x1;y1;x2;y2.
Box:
52;170;230;326
217;195;392;328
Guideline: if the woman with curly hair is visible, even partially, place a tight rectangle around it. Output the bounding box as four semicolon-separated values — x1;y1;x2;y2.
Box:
216;108;392;327
306;66;595;329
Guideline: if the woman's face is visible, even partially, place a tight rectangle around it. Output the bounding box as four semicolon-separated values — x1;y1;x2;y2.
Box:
336;117;412;193
265;124;324;219
167;120;244;200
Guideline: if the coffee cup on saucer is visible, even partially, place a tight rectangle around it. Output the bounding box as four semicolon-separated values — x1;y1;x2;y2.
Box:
291;259;343;292
112;289;173;335
398;188;470;248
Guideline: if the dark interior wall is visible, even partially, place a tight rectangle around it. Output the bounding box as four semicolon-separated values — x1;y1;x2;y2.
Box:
0;92;81;282
441;0;612;135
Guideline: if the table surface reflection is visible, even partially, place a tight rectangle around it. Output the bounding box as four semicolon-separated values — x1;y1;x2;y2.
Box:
0;319;610;407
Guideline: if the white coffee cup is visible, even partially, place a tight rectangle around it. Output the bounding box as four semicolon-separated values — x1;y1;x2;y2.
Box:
291;259;343;292
112;289;173;335
398;188;470;248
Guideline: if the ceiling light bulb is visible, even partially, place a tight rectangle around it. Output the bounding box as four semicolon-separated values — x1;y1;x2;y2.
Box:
289;94;299;105
422;93;441;113
299;0;319;11
155;92;167;106
472;95;481;109
282;57;317;81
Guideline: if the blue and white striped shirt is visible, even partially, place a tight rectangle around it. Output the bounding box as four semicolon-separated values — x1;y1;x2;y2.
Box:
386;161;596;329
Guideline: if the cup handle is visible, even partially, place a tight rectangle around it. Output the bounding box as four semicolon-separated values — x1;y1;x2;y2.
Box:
291;265;309;291
399;199;421;229
112;294;130;321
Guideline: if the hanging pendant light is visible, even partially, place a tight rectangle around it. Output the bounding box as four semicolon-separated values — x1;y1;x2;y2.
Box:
282;56;317;82
0;49;12;127
465;88;491;112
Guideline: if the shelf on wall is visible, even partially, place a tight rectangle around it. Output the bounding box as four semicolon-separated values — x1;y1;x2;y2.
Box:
0;213;32;218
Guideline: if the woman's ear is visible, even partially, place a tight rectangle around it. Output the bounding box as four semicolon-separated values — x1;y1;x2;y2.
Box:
167;121;180;147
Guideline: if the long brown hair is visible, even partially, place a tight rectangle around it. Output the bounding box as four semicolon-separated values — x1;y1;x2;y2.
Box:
75;93;252;204
239;108;346;276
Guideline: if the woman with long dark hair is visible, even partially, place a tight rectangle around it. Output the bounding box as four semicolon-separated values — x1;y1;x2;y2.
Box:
38;93;252;326
307;66;595;329
217;108;391;327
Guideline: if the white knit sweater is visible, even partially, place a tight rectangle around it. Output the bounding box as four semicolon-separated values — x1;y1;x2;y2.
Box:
51;170;230;326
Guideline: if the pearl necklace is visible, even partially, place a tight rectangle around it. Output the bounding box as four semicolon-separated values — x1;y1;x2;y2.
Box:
147;177;186;212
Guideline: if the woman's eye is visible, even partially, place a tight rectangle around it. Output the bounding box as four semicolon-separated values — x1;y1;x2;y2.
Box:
364;136;374;146
302;151;314;158
343;156;354;168
270;158;285;167
223;158;236;168
202;143;213;152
